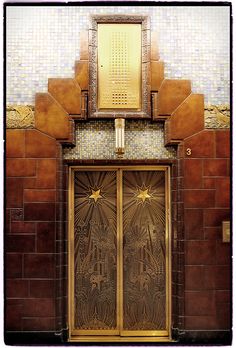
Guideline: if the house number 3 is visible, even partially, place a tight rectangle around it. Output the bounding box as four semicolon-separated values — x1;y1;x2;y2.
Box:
186;148;192;156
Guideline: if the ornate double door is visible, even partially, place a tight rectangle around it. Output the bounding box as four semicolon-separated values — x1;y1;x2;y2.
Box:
68;166;171;342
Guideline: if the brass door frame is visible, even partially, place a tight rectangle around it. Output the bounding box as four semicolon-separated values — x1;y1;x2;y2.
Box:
68;166;172;342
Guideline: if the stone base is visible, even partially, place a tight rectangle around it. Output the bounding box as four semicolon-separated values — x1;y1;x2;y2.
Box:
5;329;68;345
172;328;232;345
5;329;232;345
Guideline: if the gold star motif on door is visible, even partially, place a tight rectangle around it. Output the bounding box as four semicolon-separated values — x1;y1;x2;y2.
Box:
89;189;102;203
137;188;151;202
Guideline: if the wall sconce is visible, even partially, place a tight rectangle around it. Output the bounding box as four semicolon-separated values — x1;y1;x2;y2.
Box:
115;118;125;158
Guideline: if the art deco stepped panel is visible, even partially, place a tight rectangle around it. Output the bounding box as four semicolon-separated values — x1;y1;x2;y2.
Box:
69;168;171;340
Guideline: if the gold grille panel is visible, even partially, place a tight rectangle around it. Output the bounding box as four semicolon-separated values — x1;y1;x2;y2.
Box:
98;24;141;109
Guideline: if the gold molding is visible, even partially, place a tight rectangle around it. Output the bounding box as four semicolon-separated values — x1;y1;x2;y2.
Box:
69;335;174;342
117;169;123;332
68;167;74;341
166;166;172;338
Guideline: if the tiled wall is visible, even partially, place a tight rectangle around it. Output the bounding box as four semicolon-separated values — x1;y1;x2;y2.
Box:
6;5;230;105
63;120;177;160
6;129;61;332
182;129;230;331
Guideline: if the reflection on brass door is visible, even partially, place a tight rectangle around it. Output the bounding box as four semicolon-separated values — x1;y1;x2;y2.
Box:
74;171;117;332
69;167;171;341
123;171;166;331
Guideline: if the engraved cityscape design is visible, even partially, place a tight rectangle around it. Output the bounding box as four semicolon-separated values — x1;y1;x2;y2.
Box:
74;171;117;330
73;170;166;332
123;171;166;330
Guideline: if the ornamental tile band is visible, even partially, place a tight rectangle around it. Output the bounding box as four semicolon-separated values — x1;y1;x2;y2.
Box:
6;105;35;129
204;104;230;129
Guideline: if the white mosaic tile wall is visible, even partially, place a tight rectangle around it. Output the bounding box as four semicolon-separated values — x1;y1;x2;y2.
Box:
6;5;230;105
63;120;177;160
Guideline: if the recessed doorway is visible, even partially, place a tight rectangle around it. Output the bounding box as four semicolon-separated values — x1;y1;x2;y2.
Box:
68;166;171;342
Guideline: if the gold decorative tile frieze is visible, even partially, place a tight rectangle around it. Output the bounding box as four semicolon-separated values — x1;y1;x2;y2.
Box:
6;105;35;129
204;104;230;129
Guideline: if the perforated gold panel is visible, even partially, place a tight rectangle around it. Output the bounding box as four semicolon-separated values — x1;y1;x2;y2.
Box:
98;24;141;109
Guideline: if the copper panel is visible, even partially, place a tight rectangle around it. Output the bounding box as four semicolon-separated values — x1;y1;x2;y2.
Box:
122;170;166;331
98;24;141;109
74;171;117;331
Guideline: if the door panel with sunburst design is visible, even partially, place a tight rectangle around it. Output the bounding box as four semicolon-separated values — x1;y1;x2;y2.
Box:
122;170;166;332
74;171;117;332
70;167;170;341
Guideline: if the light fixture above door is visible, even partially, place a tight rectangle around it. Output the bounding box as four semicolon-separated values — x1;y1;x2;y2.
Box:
115;118;125;158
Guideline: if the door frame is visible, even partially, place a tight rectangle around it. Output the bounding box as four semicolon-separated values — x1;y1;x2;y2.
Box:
68;165;172;342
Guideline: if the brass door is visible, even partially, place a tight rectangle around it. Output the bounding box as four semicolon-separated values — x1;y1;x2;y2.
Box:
68;166;171;342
